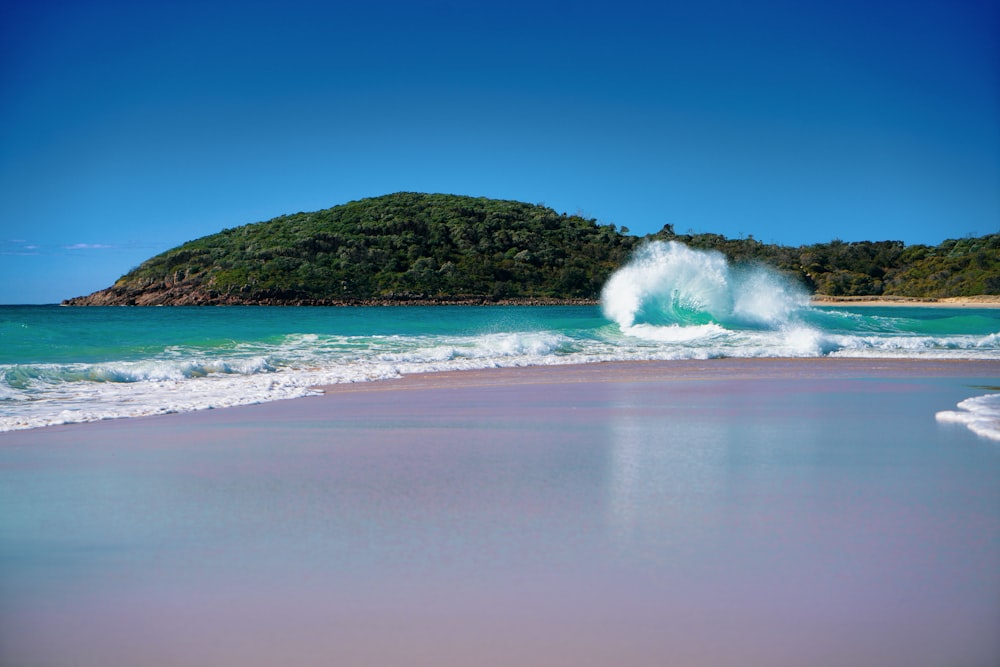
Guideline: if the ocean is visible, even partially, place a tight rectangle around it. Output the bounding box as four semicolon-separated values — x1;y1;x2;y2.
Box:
2;242;998;434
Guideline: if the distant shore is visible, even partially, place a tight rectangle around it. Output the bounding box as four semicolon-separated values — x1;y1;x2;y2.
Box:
60;294;1000;308
59;292;604;307
810;294;1000;308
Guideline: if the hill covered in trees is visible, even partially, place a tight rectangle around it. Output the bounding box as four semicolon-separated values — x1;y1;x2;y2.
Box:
64;192;998;305
653;227;999;299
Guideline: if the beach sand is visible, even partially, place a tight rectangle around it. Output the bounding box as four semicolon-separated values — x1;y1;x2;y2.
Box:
1;359;999;666
811;295;1000;308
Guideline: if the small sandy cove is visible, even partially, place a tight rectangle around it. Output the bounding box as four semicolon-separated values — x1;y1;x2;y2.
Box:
811;294;1000;308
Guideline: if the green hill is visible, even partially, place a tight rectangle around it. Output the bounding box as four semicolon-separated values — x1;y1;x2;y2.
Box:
64;192;998;305
65;193;638;305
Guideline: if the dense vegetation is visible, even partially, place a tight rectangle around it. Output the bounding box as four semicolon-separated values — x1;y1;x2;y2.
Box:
69;193;638;305
653;228;1000;297
65;192;998;305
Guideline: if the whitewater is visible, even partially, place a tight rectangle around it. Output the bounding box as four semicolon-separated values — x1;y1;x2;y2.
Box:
2;241;998;435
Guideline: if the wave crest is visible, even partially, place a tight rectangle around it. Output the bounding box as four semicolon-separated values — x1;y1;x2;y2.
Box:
601;241;808;331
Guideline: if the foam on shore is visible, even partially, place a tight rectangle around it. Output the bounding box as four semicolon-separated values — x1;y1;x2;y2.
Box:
937;393;1000;441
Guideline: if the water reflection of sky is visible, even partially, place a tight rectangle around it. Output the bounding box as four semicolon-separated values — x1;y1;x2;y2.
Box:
1;376;998;666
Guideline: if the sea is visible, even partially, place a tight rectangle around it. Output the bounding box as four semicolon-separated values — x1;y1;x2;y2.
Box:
2;241;998;435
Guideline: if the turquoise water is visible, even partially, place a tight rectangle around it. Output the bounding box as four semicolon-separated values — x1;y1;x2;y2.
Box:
2;241;998;431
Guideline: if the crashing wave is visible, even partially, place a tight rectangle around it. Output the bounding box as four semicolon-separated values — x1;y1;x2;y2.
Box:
601;240;809;333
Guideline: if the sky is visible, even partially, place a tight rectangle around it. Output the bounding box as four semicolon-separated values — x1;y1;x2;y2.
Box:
1;0;997;304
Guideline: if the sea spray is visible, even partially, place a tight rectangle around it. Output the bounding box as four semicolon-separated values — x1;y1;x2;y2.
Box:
601;241;809;332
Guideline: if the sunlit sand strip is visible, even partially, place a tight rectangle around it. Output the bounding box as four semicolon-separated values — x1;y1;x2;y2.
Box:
811;295;1000;308
317;357;1000;395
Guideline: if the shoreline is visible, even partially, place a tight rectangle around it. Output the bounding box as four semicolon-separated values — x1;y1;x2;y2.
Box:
317;356;1000;395
3;357;998;440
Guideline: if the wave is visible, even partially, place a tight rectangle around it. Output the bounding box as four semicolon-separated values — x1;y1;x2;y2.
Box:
599;241;827;356
0;331;589;431
599;241;1000;360
937;393;1000;442
601;241;809;330
2;357;275;389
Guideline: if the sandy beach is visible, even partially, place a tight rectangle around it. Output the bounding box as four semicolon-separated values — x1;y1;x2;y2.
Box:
811;294;1000;308
2;358;999;666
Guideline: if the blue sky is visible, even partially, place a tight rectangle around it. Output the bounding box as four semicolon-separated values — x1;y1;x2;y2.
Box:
1;0;997;304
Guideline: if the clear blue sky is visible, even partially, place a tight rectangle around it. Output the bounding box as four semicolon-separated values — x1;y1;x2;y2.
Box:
2;0;997;304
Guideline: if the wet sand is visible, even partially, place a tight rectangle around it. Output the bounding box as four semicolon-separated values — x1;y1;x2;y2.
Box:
2;359;999;666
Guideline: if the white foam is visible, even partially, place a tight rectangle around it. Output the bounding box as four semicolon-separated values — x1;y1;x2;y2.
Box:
623;323;725;343
601;241;809;330
936;394;1000;442
601;242;730;328
776;326;824;356
731;265;810;327
827;333;1000;359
